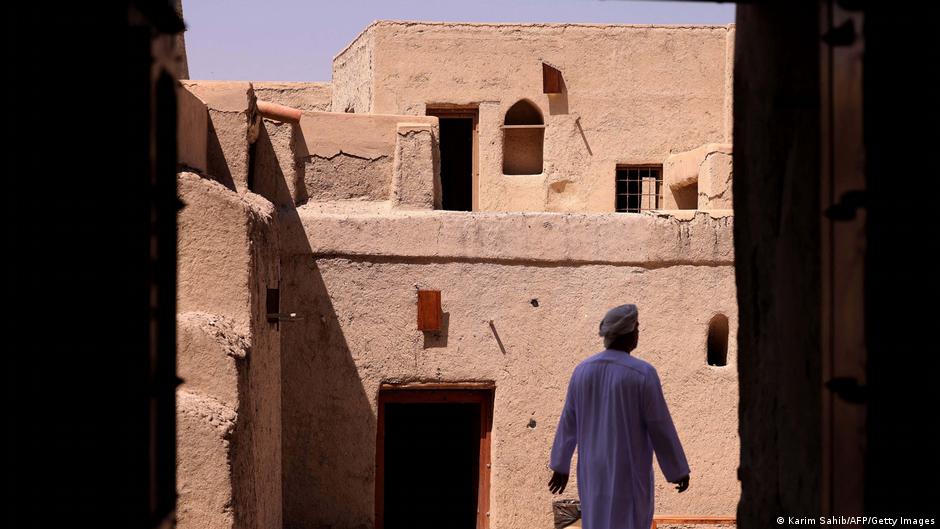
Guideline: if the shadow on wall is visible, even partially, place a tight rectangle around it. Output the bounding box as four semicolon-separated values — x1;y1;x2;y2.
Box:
249;119;377;528
423;312;450;349
281;247;378;529
278;216;376;529
292;123;310;205
251;119;304;208
206;118;237;192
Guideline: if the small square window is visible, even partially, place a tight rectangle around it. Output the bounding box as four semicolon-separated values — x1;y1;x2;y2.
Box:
616;165;662;213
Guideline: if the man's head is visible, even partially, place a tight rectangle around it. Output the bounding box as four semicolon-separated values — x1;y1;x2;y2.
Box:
599;304;640;352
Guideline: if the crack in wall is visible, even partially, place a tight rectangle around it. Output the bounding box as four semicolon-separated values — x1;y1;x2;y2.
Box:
304;151;389;163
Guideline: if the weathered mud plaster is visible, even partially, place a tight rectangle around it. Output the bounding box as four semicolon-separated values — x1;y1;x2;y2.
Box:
663;143;733;210
178;312;247;410
252;81;332;112
250;107;321;209
179;19;740;529
302;152;392;202
176;314;244;529
179;171;259;330
280;209;739;529
723;27;736;144
177;171;282;529
180;81;256;193
177;389;237;529
178;84;209;173
296;112;439;204
699;150;733;210
391;124;441;209
333;21;734;212
251;118;302;209
282;209;734;265
298;111;438;160
179;81;334;203
332;27;374;113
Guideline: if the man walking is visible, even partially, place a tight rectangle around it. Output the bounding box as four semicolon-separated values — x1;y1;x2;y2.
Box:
548;304;690;529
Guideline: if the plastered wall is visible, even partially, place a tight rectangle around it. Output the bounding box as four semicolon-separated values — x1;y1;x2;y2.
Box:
279;209;740;529
176;166;282;528
663;143;734;210
176;21;741;529
295;112;439;207
333;22;735;212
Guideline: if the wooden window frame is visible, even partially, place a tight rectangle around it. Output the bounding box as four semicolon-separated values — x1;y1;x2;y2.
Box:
375;382;494;529
426;104;480;126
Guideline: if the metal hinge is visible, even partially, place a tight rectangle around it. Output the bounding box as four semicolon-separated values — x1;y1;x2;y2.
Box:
267;312;304;322
825;377;868;404
822;19;857;47
824;190;867;221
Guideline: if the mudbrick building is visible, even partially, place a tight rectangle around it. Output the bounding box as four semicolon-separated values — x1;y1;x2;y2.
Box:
175;21;737;529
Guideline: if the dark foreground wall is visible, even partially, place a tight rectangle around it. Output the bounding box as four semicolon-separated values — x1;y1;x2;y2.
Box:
8;4;184;529
863;2;939;517
733;3;822;526
734;1;940;526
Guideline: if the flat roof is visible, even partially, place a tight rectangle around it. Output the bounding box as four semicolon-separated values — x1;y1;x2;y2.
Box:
335;19;734;62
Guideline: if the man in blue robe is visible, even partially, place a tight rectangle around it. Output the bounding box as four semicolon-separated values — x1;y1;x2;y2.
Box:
548;304;690;529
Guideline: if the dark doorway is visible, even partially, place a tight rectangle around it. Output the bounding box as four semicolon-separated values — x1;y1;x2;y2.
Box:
428;107;478;211
385;402;479;529
377;385;493;529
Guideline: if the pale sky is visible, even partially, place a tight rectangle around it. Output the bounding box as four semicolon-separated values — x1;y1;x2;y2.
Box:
183;0;735;82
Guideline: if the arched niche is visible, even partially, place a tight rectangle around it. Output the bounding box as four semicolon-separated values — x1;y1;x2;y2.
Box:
707;313;730;366
502;99;544;175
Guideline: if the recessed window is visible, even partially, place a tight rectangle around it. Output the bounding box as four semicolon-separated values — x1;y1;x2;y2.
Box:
502;100;544;175
616;165;663;212
707;314;729;366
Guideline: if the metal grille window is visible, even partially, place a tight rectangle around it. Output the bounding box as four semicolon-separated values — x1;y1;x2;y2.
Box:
616;165;662;212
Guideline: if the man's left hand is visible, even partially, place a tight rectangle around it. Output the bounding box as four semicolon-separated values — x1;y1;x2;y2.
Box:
548;471;569;494
671;474;690;493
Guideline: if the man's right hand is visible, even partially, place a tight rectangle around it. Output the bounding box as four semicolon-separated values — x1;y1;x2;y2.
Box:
548;471;569;494
670;474;690;493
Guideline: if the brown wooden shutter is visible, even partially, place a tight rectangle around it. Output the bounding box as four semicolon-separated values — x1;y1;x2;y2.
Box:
543;62;563;94
417;290;442;331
